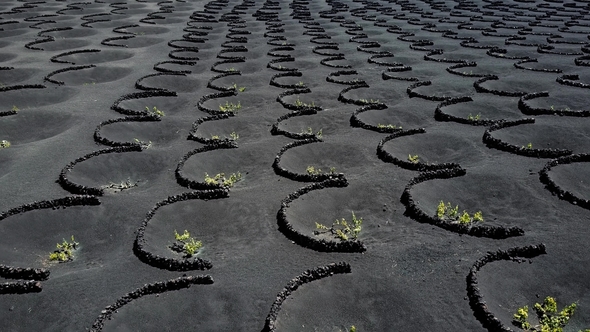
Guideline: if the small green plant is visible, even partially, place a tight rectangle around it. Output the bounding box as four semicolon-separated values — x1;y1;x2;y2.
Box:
306;166;335;176
467;113;481;121
522;142;533;149
377;123;401;130
296;81;305;87
170;230;203;257
204;172;242;187
473;211;483;222
550;105;555;110
294;98;315;108
408;154;420;164
133;138;152;149
103;177;138;192
512;296;588;332
232;83;246;92
350;326;357;332
315;212;363;241
359;98;379;104
219;101;241;112
306;165;322;175
301;127;322;138
210;132;239;141
0;140;10;148
458;211;471;224
146;106;165;117
49;236;79;262
227;67;236;72
436;201;483;224
11;105;19;112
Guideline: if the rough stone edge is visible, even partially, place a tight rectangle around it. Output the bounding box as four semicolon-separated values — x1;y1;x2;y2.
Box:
467;244;547;332
89;275;214;331
539;153;590;210
262;262;352;332
482;118;573;158
400;168;525;239
133;190;228;272
276;178;367;253
58;146;143;196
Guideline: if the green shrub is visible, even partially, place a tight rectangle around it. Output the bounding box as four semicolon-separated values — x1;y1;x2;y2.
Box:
49;236;79;262
513;296;588;332
467;113;481;121
0;140;10;148
133;138;152;149
294;98;315;108
204;172;242;187
408;154;420;164
377;123;401;130
436;201;483;224
306;166;321;175
103;177;138;192
315;212;362;241
232;83;246;92
306;166;335;176
219;101;241;112
301;127;322;138
210;132;239;141
359;98;380;104
171;230;203;257
146;106;165;117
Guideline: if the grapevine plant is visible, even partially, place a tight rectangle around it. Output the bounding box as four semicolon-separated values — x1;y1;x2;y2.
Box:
436;201;483;224
49;236;79;262
513;296;589;332
315;212;362;241
170;230;203;258
204;172;242;188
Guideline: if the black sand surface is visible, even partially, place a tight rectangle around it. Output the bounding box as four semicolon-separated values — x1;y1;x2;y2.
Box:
0;0;589;331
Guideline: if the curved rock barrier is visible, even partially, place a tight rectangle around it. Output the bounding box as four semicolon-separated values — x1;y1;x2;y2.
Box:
0;196;99;294
262;262;352;332
539;154;590;210
482;119;573;158
133;190;228;271
58;146;144;196
400;168;525;239
518;91;590;117
377;128;464;171
467;244;547;332
277;178;367;253
90;275;214;331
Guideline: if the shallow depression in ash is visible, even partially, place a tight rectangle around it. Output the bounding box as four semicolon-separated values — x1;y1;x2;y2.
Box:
476;254;590;332
65;150;170;193
409;172;550;229
380;131;486;168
